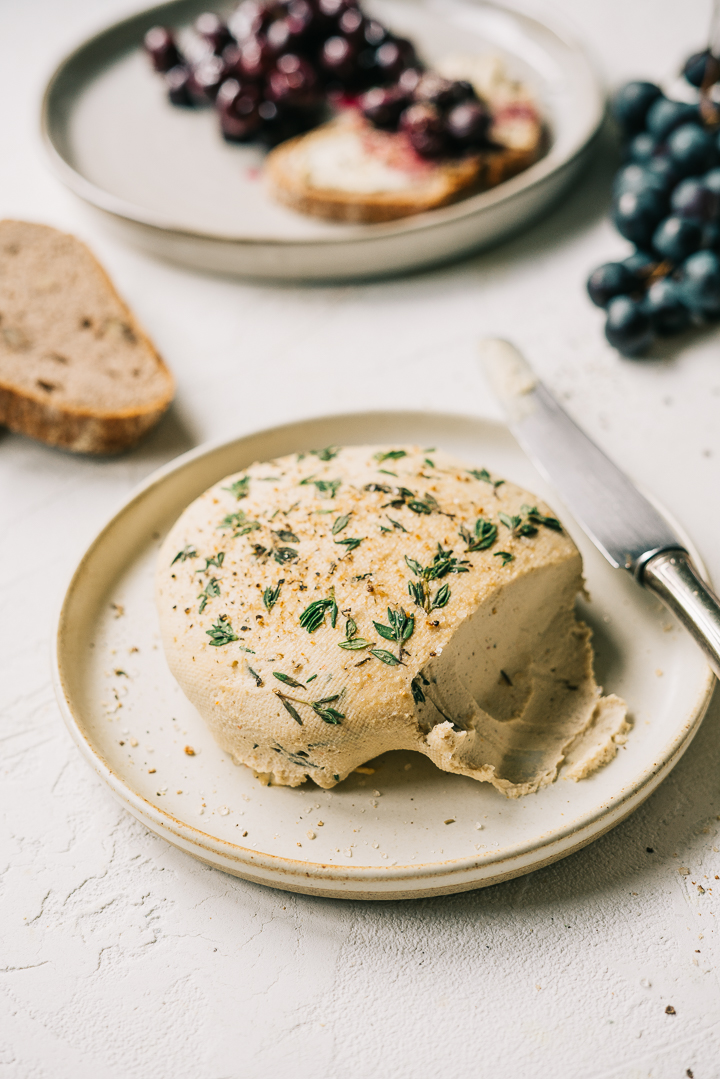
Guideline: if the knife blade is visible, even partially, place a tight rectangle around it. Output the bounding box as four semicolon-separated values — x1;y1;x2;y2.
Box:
479;338;720;677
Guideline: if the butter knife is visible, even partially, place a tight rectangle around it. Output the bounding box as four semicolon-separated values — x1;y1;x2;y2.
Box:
479;338;720;678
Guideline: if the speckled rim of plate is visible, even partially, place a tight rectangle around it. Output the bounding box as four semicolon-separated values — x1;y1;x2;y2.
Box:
39;0;604;281
51;411;716;899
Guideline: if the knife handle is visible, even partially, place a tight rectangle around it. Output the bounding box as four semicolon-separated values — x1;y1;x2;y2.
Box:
643;550;720;678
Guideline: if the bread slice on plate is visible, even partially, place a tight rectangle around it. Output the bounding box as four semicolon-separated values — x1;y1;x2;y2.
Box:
265;54;544;225
0;220;174;454
266;114;485;224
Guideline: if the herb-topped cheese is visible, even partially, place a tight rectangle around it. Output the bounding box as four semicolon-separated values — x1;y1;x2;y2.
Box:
156;445;629;795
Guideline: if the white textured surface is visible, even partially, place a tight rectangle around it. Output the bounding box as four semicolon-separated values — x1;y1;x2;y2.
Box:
2;1;720;1076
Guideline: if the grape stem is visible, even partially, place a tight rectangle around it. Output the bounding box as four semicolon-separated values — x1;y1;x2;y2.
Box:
702;0;720;126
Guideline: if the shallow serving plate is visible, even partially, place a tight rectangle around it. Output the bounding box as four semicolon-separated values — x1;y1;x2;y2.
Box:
42;0;603;281
52;411;715;899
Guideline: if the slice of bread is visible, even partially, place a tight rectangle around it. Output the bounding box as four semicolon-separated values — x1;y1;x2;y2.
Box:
265;53;543;225
0;221;174;454
266;114;486;224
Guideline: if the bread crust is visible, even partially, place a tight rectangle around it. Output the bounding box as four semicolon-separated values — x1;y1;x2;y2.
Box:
0;220;174;455
265;116;542;224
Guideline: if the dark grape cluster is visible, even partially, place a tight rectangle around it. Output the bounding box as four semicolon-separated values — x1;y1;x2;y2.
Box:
586;50;720;356
144;2;491;157
358;72;490;158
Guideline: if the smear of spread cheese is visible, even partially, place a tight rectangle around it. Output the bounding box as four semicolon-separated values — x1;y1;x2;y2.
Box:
156;445;629;796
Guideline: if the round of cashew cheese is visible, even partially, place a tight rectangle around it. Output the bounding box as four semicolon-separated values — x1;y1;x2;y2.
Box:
156;445;628;795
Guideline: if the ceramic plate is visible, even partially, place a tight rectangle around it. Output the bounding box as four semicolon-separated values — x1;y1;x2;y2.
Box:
41;0;603;281
52;411;714;899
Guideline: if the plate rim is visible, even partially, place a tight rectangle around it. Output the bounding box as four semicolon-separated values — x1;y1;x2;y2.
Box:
52;408;716;898
40;0;605;249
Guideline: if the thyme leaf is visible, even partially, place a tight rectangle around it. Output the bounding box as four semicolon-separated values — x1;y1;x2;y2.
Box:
499;504;561;538
273;529;300;543
223;476;250;500
468;468;505;489
263;580;283;610
346;617;358;640
386;516;408;532
248;666;264;687
273;672;303;688
206;614;238;647
299;596;338;633
407;492;438;515
499;512;522;531
380;486;438;514
424;458;435;469
273;546;298;565
521;504;562;532
332;514;350;535
335;537;364;552
219;511;261;537
311;694;345;724
459;518;498;552
310;446;340;461
197;577;221;613
370;648;403;666
430;582;451;610
197;551;225;573
494;551;514;566
300;475;341;499
338;638;372;650
374;449;407;463
171;544;197;565
276;693;303;725
273;742;317;767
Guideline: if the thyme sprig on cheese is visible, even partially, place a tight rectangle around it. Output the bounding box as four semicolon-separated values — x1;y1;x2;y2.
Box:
522;504;562;532
381;486;439;515
273;546;298;564
171;544;197;565
338;616;372;650
196;551;225;573
459;518;497;553
263;581;283;610
500;505;562;538
405;545;469;613
468;468;505;490
223;475;250;500
335;536;364;552
219;510;261;537
197;576;220;613
206;614;238;646
373;606;414;660
374;449;407;463
310;446;340;461
274;688;345;725
299;475;341;499
299;596;338;632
